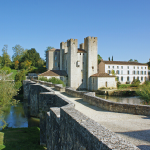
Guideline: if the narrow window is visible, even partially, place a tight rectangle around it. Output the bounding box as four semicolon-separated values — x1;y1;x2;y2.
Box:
141;77;143;81
121;76;123;81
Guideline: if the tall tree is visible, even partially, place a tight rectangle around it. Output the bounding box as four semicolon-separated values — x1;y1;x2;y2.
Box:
12;44;25;62
1;45;11;67
21;48;41;67
98;54;102;64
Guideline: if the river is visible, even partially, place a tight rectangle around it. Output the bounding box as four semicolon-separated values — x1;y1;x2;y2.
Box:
0;95;144;129
0;101;40;129
96;95;144;105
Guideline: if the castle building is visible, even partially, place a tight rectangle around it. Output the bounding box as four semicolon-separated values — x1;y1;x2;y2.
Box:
98;60;149;84
44;36;116;90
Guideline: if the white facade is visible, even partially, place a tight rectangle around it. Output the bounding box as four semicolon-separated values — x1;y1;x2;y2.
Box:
104;63;148;84
90;76;116;91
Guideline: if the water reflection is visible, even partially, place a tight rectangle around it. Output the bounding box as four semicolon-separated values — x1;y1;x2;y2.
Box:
96;95;143;105
0;101;40;129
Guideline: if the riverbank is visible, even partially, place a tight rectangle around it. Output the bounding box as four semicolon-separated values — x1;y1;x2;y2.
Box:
0;127;46;150
96;88;137;96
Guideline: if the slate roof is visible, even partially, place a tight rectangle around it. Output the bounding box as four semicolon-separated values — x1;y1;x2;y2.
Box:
101;60;148;66
91;72;116;77
38;70;67;76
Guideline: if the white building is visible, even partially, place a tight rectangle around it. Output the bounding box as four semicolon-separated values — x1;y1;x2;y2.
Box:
98;60;149;84
45;36;116;90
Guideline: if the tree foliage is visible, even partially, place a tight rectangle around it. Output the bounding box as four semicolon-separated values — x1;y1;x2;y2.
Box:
20;60;32;70
14;60;19;70
131;79;140;87
1;45;11;67
1;67;11;74
12;45;25;62
21;48;41;67
0;70;18;117
98;54;102;64
128;59;138;62
136;81;150;104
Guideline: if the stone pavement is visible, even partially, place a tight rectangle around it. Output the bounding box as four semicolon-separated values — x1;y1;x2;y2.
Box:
51;87;150;150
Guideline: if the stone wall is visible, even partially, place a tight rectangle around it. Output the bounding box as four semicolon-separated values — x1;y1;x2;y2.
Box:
65;87;88;98
83;92;150;116
24;80;139;150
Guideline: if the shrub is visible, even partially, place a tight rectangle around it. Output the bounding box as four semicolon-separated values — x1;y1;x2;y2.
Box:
118;84;132;89
117;81;121;88
15;69;26;82
131;79;140;87
39;77;65;87
136;81;150;104
1;67;11;74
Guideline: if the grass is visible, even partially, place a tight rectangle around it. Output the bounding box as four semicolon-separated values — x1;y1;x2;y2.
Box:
9;69;18;80
0;127;46;150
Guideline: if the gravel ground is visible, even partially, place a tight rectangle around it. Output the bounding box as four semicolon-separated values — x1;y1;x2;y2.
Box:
52;88;150;150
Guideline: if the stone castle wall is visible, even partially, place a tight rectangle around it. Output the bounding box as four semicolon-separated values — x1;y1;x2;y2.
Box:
23;80;139;149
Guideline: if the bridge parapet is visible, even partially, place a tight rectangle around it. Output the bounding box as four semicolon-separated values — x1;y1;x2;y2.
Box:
23;80;139;150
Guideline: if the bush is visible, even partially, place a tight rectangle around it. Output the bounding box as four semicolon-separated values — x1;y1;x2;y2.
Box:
15;69;26;82
1;67;11;74
136;81;150;104
131;79;140;87
39;77;65;87
118;84;132;89
117;81;121;88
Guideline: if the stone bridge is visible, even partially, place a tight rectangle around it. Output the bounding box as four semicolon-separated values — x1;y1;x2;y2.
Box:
23;79;150;150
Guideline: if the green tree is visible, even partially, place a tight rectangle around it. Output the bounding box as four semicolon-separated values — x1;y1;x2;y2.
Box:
136;82;150;104
98;54;102;64
0;70;18;127
112;56;113;61
12;45;25;62
1;45;11;67
0;56;2;68
147;61;150;70
108;57;110;61
21;48;41;67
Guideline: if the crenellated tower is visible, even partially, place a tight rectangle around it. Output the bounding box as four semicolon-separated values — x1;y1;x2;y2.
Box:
84;36;98;90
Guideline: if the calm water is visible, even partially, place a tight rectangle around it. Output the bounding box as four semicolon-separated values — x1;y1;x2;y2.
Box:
0;101;40;129
96;95;144;105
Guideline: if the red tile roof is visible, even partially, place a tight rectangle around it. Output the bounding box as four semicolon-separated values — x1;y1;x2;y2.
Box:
77;48;87;53
101;60;148;66
47;48;60;51
91;72;116;77
38;70;67;76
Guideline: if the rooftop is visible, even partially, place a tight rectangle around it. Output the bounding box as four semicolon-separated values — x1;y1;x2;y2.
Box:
91;72;116;77
38;70;67;77
101;60;148;66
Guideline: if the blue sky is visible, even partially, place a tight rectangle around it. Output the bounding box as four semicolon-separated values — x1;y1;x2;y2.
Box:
0;0;150;63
